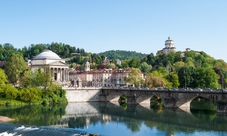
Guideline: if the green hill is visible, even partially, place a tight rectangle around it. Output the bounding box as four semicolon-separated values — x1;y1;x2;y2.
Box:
99;50;148;60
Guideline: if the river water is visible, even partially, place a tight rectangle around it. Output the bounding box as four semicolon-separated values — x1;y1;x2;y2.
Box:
0;102;227;136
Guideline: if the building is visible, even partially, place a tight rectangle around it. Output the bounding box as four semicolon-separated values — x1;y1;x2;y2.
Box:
157;37;176;55
31;49;69;85
0;61;6;69
180;48;201;58
69;61;131;87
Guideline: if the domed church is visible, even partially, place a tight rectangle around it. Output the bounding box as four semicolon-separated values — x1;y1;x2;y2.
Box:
31;50;69;84
156;37;176;55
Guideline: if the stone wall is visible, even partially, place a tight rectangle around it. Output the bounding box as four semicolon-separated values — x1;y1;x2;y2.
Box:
65;88;102;102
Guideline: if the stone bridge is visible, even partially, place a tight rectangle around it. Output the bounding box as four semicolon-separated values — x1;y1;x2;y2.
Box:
65;87;227;110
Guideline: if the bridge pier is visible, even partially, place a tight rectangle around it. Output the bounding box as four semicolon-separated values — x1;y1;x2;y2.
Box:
127;95;137;105
217;104;227;113
164;97;176;108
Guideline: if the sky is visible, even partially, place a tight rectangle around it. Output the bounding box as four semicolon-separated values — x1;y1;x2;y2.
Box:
0;0;227;61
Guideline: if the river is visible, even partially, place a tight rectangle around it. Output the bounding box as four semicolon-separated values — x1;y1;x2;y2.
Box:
0;102;226;136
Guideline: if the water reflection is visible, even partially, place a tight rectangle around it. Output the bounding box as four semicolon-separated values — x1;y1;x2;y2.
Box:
190;97;217;121
0;104;66;126
0;103;227;135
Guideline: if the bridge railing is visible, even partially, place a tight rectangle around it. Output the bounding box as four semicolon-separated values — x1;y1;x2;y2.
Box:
64;86;227;93
101;87;227;93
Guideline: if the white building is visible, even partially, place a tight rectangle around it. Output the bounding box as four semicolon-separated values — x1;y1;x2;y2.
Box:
31;50;69;84
157;37;176;55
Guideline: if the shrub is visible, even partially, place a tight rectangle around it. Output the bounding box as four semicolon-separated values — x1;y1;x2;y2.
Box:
19;87;42;103
4;84;19;99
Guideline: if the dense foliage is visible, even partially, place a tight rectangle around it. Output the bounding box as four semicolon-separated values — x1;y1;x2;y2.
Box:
5;53;27;86
141;51;227;88
0;43;85;61
99;50;148;60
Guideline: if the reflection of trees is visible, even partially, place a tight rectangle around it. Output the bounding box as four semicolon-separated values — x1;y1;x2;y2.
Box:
68;117;86;129
121;118;142;132
68;116;100;129
190;97;217;121
191;97;217;111
150;95;164;110
119;95;127;110
0;104;66;126
144;121;194;135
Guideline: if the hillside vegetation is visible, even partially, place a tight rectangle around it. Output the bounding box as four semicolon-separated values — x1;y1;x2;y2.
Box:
99;50;148;60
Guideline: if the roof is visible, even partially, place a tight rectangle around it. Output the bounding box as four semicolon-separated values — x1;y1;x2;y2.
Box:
33;50;61;60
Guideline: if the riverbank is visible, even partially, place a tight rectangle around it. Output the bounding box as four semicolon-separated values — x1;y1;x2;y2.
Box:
0;116;14;123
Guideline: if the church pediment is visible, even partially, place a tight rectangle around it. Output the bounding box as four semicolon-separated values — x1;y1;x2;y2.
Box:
49;61;68;66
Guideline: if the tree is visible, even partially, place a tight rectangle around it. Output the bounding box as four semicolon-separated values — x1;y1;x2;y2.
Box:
193;67;220;88
145;73;166;88
124;68;144;87
170;72;180;88
109;63;116;69
173;61;185;73
121;60;130;68
3;43;17;60
139;62;152;75
129;58;140;68
178;66;195;88
0;69;7;85
163;52;175;66
19;69;32;88
5;53;27;86
214;59;227;71
38;66;53;89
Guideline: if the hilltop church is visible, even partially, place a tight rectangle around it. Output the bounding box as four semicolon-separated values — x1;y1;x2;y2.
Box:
156;37;176;55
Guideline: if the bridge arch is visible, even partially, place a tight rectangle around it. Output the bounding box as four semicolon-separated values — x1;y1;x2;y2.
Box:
136;94;154;104
176;95;215;110
106;92;122;102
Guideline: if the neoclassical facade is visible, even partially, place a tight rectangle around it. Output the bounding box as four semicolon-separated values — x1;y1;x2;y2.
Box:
31;50;69;84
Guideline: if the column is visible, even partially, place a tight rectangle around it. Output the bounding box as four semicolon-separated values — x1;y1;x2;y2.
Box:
64;69;66;82
66;69;68;81
57;68;58;81
61;68;63;82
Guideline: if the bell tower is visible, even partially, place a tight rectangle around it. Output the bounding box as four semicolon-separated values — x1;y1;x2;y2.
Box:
85;61;90;72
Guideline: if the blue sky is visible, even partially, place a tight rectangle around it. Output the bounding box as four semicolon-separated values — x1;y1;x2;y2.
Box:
0;0;227;61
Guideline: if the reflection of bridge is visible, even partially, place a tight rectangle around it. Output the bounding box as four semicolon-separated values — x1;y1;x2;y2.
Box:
65;87;227;111
61;102;227;132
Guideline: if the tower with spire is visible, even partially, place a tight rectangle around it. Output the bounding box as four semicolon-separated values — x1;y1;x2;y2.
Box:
85;61;90;72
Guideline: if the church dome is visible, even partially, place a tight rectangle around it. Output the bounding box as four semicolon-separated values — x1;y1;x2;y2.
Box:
33;50;61;60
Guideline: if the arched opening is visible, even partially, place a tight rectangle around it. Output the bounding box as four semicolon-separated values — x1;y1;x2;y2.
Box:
118;95;127;110
150;95;164;113
190;96;217;121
